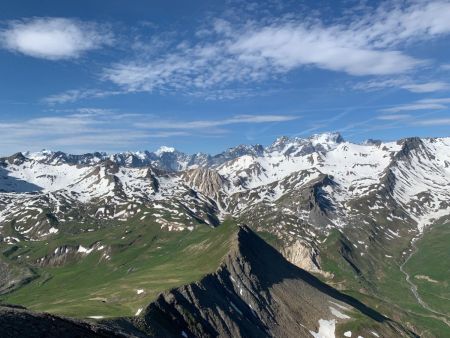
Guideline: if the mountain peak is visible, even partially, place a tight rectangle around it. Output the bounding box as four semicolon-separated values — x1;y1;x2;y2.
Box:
309;132;344;145
267;132;343;156
154;146;176;156
24;149;54;161
363;138;382;146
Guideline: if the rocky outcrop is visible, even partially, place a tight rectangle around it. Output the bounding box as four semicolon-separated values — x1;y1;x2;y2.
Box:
303;174;336;227
6;153;27;166
281;240;332;277
0;259;37;294
35;242;108;267
181;168;228;201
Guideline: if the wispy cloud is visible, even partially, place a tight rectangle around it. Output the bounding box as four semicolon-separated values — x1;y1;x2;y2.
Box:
414;118;450;126
419;97;450;104
43;89;122;105
34;2;450;104
401;82;450;93
0;109;150;153
371;95;450;131
380;102;447;113
135;114;299;130
355;79;450;93
103;1;450;95
376;114;411;121
0;109;298;153
0;17;113;60
347;1;450;47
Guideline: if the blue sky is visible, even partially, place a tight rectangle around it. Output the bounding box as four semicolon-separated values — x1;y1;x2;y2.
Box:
1;0;450;155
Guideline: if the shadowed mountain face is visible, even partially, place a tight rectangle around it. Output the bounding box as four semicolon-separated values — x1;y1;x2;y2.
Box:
0;226;417;338
0;166;42;193
127;226;416;338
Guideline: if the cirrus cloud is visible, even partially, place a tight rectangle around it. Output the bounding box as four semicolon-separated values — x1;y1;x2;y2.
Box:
102;1;450;95
134;114;299;130
0;109;298;154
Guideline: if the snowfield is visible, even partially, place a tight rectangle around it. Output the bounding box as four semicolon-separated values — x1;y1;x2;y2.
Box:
1;133;450;239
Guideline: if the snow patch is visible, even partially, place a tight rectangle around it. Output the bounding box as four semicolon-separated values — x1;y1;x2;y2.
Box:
77;245;93;254
309;319;336;338
329;306;350;319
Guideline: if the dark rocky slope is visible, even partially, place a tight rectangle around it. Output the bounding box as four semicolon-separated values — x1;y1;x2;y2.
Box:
0;304;137;338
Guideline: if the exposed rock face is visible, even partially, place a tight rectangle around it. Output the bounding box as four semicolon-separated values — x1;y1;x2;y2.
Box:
36;242;107;267
0;260;36;294
129;226;416;338
209;144;264;166
281;240;325;274
181;168;228;201
304;174;336;227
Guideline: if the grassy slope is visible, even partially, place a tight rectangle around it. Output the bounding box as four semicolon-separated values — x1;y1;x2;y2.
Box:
373;222;450;337
1;219;237;318
404;223;450;315
316;225;450;338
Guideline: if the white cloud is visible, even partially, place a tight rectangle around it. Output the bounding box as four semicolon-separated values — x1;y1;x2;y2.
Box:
372;95;450;130
381;103;447;113
419;97;450;104
135;114;299;130
414;118;450;126
1;17;113;60
355;79;450;93
353;78;408;91
377;114;411;121
43;89;122;105
0;110;298;153
401;82;450;93
0;110;150;153
441;64;450;70
103;26;417;93
103;1;450;94
349;1;450;47
228;25;419;77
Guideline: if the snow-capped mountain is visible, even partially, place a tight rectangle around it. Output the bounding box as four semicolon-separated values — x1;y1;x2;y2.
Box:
1;132;450;276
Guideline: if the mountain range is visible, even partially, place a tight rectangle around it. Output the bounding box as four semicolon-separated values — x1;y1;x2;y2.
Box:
0;132;449;337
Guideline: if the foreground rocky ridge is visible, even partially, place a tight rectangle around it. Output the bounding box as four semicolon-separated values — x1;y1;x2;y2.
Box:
128;226;416;338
